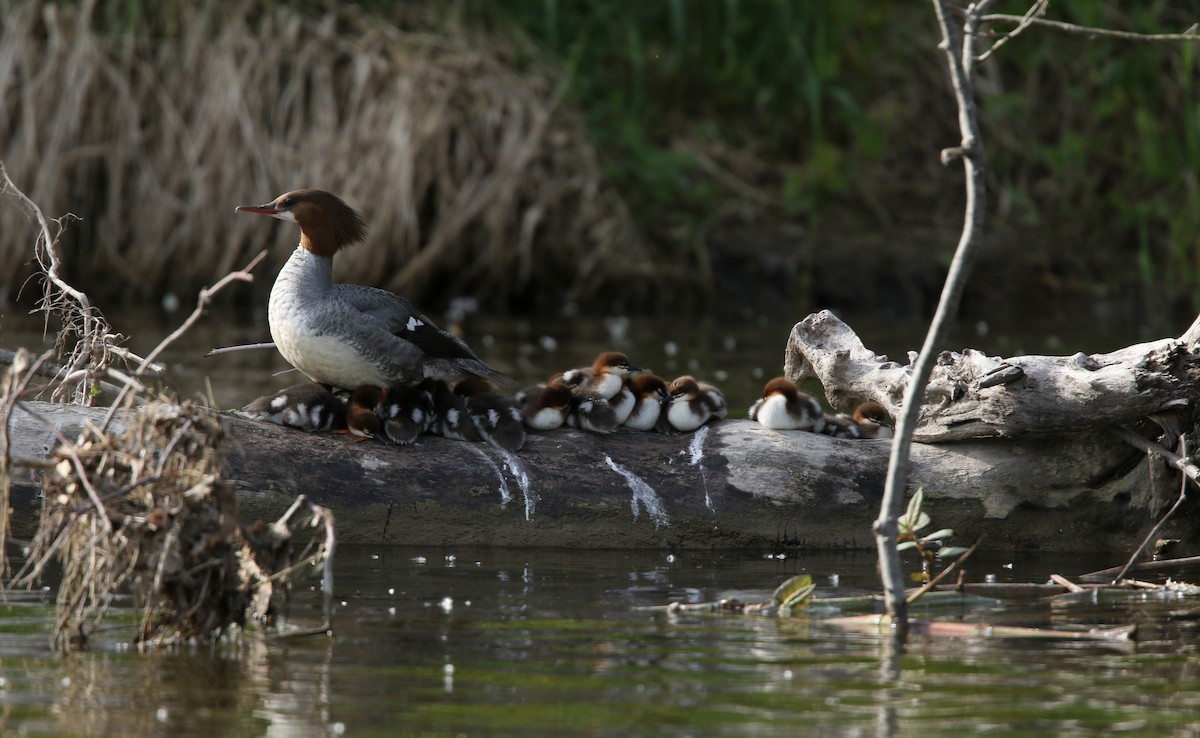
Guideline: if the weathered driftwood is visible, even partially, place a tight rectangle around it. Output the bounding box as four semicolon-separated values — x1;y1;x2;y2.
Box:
6;398;1195;552
786;310;1200;443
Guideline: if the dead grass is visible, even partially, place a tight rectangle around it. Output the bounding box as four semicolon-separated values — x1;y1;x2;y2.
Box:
0;0;661;310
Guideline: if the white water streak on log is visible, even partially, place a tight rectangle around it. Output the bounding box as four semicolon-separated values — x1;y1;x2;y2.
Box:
686;425;712;511
469;445;511;506
605;455;669;529
494;447;535;520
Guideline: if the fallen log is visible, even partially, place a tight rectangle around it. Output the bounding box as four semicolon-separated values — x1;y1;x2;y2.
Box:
6;393;1196;552
786;310;1200;443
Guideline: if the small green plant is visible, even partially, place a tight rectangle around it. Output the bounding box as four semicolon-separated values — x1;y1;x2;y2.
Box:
896;488;967;583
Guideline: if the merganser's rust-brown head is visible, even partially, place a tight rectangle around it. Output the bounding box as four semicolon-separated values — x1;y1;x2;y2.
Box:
667;375;700;400
852;401;893;430
761;376;800;399
593;352;639;375
628;373;668;399
236;189;367;258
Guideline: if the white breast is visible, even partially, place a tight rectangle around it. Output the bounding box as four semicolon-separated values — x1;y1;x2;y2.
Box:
755;394;807;430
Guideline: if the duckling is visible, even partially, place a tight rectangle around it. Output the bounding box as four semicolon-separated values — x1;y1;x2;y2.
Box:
748;377;825;432
622;373;669;432
559;351;641;400
517;382;573;431
665;375;727;432
454;376;526;452
237;381;345;433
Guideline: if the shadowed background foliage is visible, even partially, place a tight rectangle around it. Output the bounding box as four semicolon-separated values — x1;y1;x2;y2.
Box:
1;0;1198;329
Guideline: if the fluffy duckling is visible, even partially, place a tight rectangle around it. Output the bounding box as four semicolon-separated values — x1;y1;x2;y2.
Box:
560;351;641;401
237;382;346;433
341;386;382;441
375;384;434;445
665;375;727;432
566;386;619;434
454;376;526;452
748;377;825;431
517;382;574;431
622;373;669;431
423;379;482;442
852;401;894;439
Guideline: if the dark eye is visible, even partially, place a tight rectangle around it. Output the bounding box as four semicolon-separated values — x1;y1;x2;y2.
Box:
281;196;296;208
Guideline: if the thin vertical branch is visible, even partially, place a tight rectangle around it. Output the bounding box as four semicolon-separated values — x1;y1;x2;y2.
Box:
875;0;994;632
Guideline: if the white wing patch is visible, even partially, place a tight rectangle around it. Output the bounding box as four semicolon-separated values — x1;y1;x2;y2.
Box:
405;316;425;332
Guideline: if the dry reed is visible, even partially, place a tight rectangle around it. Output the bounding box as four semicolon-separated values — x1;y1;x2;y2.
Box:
0;0;658;310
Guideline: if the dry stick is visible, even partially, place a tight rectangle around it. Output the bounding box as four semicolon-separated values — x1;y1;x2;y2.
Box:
1079;555;1200;583
1109;429;1197;584
205;341;277;357
905;535;983;605
976;0;1047;62
99;249;268;433
980;13;1200;42
876;0;993;632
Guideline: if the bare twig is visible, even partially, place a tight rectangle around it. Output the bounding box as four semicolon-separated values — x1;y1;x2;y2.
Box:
905;536;983;605
1109;431;1195;584
100;249;268;432
976;0;1047;62
980;13;1200;43
205;341;277;357
877;0;994;633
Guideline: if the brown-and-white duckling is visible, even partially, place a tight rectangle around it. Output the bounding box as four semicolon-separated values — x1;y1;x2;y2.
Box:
236;381;346;433
748;377;825;432
559;351;641;401
851;401;894;439
665;375;727;432
566;386;619;434
454;376;526;452
621;373;670;432
341;386;382;441
517;382;574;431
819;402;894;440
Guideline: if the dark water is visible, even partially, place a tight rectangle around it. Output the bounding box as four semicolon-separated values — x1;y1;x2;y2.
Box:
2;547;1200;736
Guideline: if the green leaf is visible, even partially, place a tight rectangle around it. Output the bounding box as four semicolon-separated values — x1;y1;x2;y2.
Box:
919;528;954;544
937;546;970;559
896;541;917;551
771;574;815;608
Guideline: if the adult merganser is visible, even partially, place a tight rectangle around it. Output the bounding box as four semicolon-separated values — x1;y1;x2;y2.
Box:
235;189;510;390
559;351;641;400
374;384;434;445
852;401;894;439
517;382;573;431
453;376;526;452
342;386;382;440
665;375;727;432
236;382;346;432
621;373;669;431
566;386;619;434
748;377;825;431
423;379;482;442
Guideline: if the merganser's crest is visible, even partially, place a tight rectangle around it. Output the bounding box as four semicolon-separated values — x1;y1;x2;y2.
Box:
237;189;512;390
